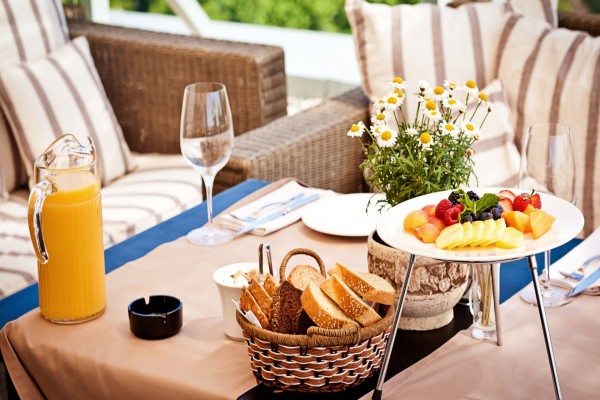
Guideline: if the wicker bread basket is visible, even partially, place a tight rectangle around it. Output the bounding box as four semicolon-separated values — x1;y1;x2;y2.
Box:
237;248;394;393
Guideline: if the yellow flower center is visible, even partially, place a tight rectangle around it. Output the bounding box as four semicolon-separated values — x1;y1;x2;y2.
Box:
381;130;393;141
394;89;404;98
466;80;477;89
465;123;475;131
350;124;360;132
478;93;488;102
433;87;444;95
393;77;404;84
419;132;431;144
425;100;437;111
376;113;386;121
445;124;455;131
448;99;457;105
430;110;438;116
387;96;397;105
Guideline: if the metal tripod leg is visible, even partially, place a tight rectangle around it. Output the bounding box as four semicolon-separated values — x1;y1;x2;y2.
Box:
372;253;416;400
491;263;502;346
528;255;562;400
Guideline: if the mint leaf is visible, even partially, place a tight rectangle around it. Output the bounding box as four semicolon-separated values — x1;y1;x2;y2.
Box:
459;191;499;221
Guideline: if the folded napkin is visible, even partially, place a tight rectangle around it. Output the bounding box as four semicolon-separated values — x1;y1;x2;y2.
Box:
219;181;335;236
548;226;600;295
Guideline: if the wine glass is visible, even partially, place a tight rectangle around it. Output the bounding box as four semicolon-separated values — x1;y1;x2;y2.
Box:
180;82;235;246
518;123;577;307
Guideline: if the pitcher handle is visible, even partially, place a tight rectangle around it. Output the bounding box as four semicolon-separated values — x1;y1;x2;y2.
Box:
28;179;55;264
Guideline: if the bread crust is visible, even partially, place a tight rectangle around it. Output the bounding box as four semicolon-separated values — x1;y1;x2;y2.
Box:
320;275;382;326
270;281;304;334
301;282;359;329
329;262;395;305
248;278;273;319
240;286;270;329
263;273;278;298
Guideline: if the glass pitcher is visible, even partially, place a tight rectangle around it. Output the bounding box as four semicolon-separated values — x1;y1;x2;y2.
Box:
28;134;106;323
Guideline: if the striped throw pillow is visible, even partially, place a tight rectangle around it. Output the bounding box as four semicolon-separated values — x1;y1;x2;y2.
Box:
345;0;557;118
0;0;69;194
470;79;520;189
0;36;135;185
497;14;600;236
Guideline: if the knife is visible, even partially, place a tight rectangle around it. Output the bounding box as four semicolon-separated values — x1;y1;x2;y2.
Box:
565;267;600;298
235;193;321;235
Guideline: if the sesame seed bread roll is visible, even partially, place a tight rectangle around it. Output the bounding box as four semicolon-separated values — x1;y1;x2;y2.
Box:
300;282;359;330
288;265;325;291
328;262;396;305
247;278;273;320
320;275;382;327
240;287;270;329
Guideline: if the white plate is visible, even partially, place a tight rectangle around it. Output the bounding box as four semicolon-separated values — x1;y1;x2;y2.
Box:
376;187;584;263
302;193;388;237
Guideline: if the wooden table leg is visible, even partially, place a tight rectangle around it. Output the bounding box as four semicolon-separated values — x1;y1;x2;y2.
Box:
491;263;502;346
372;253;416;400
528;255;562;400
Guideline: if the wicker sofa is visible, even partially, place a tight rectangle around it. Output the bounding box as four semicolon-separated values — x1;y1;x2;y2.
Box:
0;17;287;301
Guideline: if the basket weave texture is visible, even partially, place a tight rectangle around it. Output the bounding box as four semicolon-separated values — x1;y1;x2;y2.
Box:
237;248;394;393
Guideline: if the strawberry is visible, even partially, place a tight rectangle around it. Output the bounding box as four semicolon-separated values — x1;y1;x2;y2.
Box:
444;207;460;225
497;189;516;201
529;193;542;209
498;198;513;212
435;199;452;219
512;194;529;212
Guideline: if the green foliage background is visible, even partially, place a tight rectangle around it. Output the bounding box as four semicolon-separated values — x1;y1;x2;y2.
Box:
108;0;598;34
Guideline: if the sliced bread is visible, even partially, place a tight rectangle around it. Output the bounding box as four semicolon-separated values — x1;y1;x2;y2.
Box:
240;286;270;329
270;280;304;334
263;273;278;298
329;262;395;305
320;275;382;327
248;278;273;319
301;282;359;330
288;264;325;291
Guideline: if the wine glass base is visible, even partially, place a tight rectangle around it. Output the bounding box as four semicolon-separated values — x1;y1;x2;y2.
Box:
519;286;573;308
186;226;234;246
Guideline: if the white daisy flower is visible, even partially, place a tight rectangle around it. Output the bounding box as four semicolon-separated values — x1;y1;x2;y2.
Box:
371;110;391;126
418;79;431;92
389;77;407;91
477;92;489;104
347;121;366;137
428;86;449;101
442;98;464;112
381;92;402;111
377;128;397;147
463;80;479;96
443;80;459;91
427;109;443;121
419;132;434;151
461;121;479;137
405;127;419;137
441;121;458;136
371;124;385;137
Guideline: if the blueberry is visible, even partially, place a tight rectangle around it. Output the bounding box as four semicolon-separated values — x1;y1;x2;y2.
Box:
462;214;473;223
480;212;493;220
491;204;503;220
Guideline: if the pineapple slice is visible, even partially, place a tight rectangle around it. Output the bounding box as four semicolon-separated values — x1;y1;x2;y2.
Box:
435;224;464;249
449;222;473;249
496;226;525;249
474;219;496;247
469;221;485;247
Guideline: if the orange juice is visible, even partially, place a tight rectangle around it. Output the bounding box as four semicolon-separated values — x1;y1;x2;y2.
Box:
31;171;106;323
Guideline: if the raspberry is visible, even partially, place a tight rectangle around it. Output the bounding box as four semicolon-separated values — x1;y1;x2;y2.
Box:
444;207;460;225
435;199;452;219
453;203;465;212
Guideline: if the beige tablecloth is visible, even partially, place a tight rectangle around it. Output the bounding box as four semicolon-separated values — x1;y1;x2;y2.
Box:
0;180;371;400
361;286;600;399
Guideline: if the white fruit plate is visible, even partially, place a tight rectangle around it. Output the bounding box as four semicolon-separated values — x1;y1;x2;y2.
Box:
376;187;584;263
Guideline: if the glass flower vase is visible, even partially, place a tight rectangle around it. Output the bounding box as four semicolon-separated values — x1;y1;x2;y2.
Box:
470;264;495;340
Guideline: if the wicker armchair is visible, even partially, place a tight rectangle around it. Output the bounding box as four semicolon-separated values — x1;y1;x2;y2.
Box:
67;19;288;156
215;11;600;195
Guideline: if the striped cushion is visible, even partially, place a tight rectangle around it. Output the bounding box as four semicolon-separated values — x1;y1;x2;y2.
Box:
496;14;600;236
0;153;202;300
0;36;135;185
0;0;69;194
470;79;520;188
345;0;556;117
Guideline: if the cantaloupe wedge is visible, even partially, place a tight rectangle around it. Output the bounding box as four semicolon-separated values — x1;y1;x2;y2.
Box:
530;210;555;239
502;210;530;233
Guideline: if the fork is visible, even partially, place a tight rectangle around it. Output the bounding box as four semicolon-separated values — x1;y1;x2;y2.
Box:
558;254;600;281
230;193;305;223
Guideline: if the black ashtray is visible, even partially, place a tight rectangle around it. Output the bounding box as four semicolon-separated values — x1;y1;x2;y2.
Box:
128;295;183;340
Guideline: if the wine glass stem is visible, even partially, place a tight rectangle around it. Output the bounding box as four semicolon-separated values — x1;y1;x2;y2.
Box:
202;174;215;225
543;250;551;290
